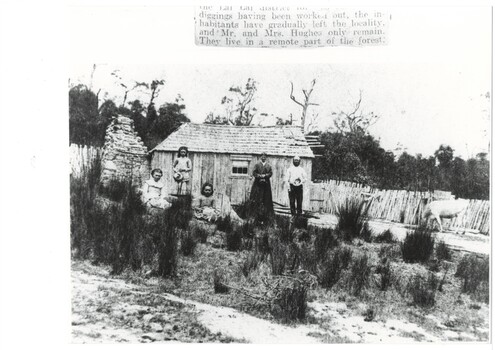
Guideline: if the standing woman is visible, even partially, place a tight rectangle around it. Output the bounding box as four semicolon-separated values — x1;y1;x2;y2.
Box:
173;146;192;195
249;152;274;222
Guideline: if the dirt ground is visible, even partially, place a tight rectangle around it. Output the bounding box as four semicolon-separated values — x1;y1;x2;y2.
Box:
72;230;490;344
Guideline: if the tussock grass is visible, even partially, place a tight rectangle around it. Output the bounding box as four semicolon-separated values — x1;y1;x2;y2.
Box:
271;280;308;323
348;253;372;296
319;246;353;289
336;198;368;241
409;272;438;308
70;158;180;276
374;229;395;243
269;237;289;275
436;241;452;261
225;223;243;251
240;251;263;277
213;270;229;294
311;226;339;262
216;215;233;233
455;254;489;302
375;258;392;291
401;225;435;263
180;229;197;256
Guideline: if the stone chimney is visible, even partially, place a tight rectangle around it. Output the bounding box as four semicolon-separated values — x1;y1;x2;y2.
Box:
100;115;149;186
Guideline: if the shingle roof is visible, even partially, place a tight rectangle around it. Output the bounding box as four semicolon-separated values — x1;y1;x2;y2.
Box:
151;123;314;158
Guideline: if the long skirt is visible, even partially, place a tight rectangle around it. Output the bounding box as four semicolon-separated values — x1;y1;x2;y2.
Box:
249;179;274;222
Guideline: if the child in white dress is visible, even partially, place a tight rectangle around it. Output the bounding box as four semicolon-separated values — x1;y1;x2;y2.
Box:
142;169;171;209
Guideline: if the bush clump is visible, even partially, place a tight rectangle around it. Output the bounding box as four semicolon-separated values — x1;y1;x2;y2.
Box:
274;215;295;242
401;225;435;263
269;237;289;275
240;251;262;277
455;254;489;302
216;215;233;233
319;246;353;289
374;229;395;243
180;229;197;256
312;226;339;262
271;280;308;322
375;258;392;291
213;270;229;293
360;222;373;242
336;199;366;241
348;253;372;296
225;224;243;251
436;241;452;261
409;273;438;308
190;221;210;243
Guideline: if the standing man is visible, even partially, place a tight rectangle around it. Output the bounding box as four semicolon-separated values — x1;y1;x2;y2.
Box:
286;155;307;215
249;152;274;222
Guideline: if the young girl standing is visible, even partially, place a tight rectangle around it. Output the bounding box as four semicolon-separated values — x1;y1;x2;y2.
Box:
173;146;192;195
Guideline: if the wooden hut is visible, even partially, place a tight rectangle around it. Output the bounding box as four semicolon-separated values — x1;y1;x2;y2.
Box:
150;123;314;207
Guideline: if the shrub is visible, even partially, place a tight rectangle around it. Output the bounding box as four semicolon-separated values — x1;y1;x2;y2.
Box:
233;199;257;220
70;158;179;276
293;215;308;230
312;226;339;262
240;251;262;277
269;238;289;275
319;246;353;289
275;215;294;242
225;224;243;251
348;253;371;296
378;244;401;261
455;254;489;302
164;195;193;230
360;222;373;242
70;154;102;259
375;258;392;291
410;273;438;308
374;229;395;243
296;242;318;274
336;198;366;241
363;306;375;322
271;280;308;322
216;215;233;233
190;221;210;243
255;229;271;257
435;241;452;261
156;224;179;278
180;230;197;256
213;270;229;293
401;225;435;263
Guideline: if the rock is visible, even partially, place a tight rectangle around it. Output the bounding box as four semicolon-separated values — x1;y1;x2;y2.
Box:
149;322;163;332
142;333;158;342
142;314;154;323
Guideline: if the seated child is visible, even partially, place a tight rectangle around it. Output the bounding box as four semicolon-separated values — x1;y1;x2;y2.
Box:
192;183;243;223
192;183;220;221
142;169;171;209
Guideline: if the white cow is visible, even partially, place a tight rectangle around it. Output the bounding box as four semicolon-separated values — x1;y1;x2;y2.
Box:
422;199;469;233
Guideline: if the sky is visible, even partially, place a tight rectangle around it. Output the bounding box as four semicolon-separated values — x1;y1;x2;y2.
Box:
71;61;490;159
69;5;491;160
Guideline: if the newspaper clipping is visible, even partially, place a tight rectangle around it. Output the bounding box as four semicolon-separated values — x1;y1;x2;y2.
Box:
196;6;390;47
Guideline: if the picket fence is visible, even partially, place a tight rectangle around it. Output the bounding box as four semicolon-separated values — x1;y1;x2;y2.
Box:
309;179;490;234
70;144;102;177
69;144;490;234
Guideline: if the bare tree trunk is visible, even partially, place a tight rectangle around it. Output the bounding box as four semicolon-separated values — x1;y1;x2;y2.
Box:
289;79;318;133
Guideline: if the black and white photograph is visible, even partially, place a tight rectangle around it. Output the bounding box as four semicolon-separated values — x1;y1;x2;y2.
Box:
0;1;492;348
